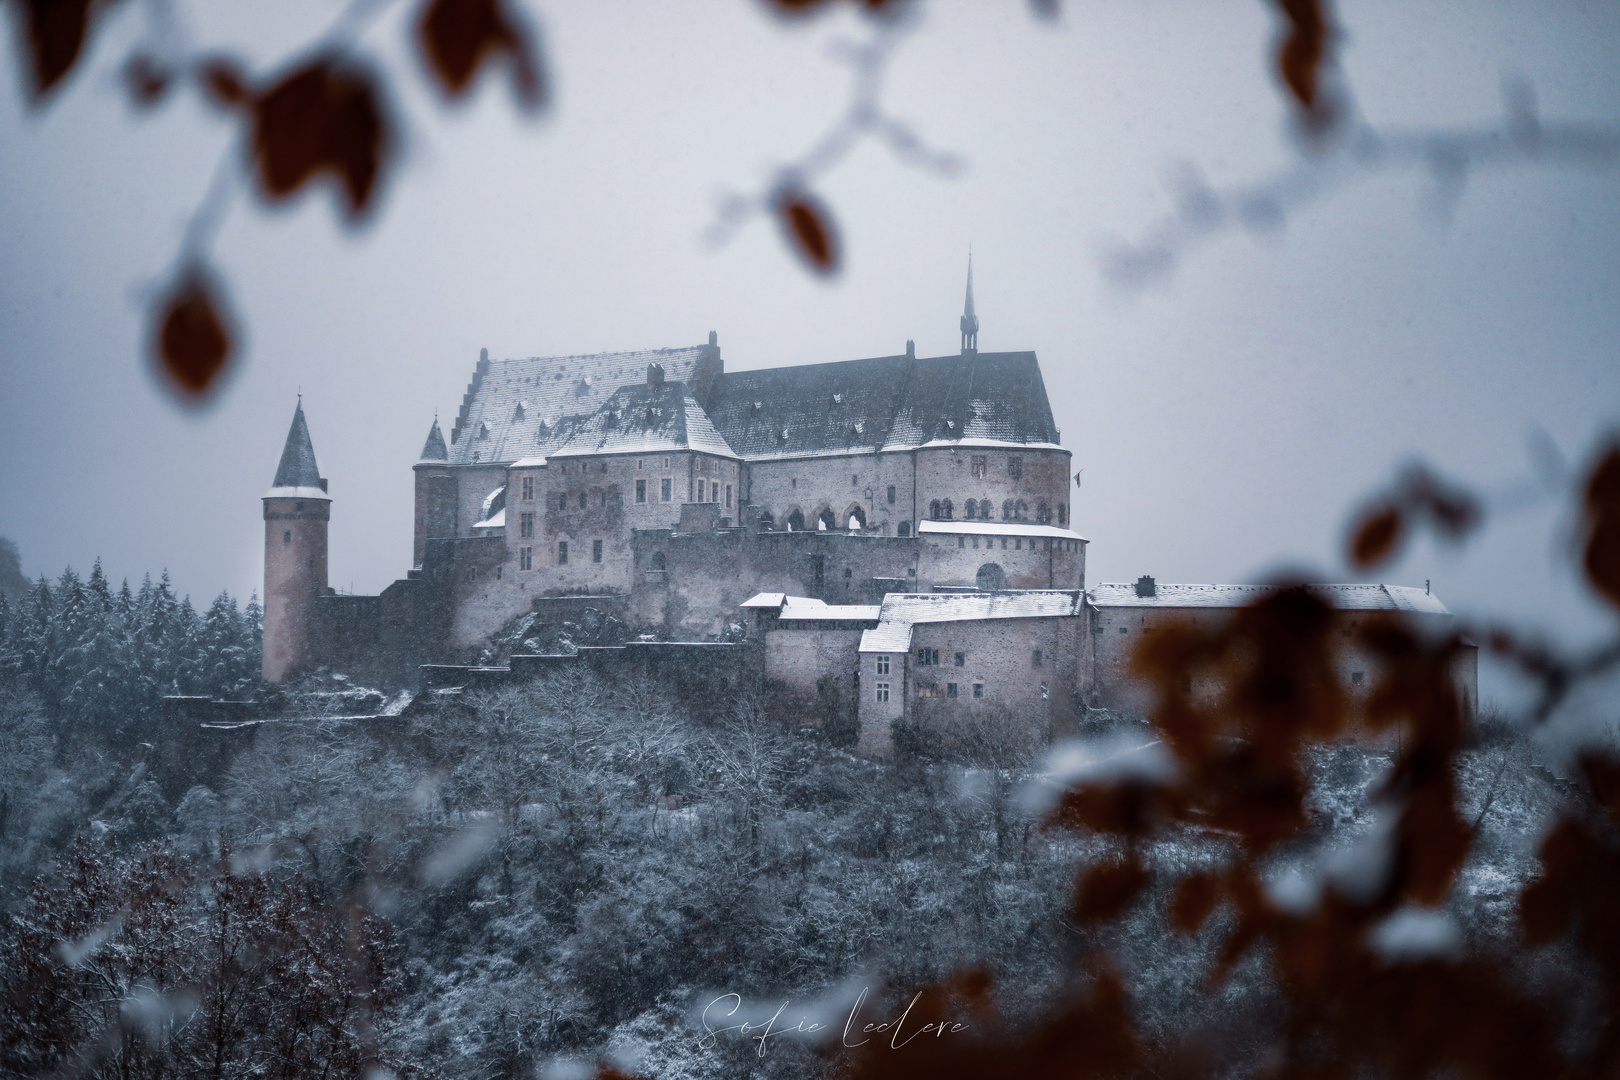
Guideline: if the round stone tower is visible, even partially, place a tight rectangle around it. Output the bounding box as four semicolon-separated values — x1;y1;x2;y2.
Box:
262;399;331;683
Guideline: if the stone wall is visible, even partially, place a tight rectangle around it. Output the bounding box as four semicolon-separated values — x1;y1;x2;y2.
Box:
916;530;1085;591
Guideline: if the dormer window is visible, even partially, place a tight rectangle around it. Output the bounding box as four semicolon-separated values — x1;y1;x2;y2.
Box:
536;420;549;439
478;420;489;438
513;401;527;421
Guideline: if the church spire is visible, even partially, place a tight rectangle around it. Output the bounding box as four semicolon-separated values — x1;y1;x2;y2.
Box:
270;399;328;494
419;416;449;462
959;253;979;354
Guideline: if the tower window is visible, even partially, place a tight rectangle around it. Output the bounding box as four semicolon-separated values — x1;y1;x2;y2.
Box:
973;683;984;698
887;485;896;504
661;478;672;501
283;531;291;544
947;683;958;698
521;476;534;500
636;479;647;503
593;539;603;563
520;547;532;570
1032;649;1043;668
520;512;534;537
971;455;987;479
876;655;890;675
726;484;733;508
558;542;568;565
875;682;890;703
1008;456;1022;480
579;492;588;511
954;652;964;666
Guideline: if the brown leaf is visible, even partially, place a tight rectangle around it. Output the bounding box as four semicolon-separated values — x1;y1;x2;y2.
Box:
417;0;546;109
775;188;841;276
1272;0;1330;109
1350;505;1403;569
1581;445;1620;609
252;57;390;220
1579;751;1620;825
198;57;251;109
152;267;234;401
1074;855;1150;924
122;53;170;107
20;0;95;99
1170;871;1220;934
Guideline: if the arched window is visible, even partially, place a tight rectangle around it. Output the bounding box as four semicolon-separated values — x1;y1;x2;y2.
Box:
1015;500;1028;521
1057;504;1067;526
976;563;1006;592
759;509;775;529
980;499;994;519
1037;501;1051;524
847;505;867;530
963;500;976;521
1002;499;1014;520
941;499;954;520
650;550;667;571
787;508;805;532
818;507;836;531
929;500;942;520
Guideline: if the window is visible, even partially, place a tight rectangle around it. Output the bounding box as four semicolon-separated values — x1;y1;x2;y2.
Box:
972;683;984;698
520;512;534;537
1008;456;1022;480
519;546;532;570
283;530;291;544
875;682;890;703
929;499;941;519
963;501;975;521
1058;504;1067;526
651;550;666;570
898;521;910;537
1120;626;1129;634
1032;649;1043;668
887;484;896;504
663;456;670;469
661;478;672;501
636;479;647;503
726;484;732;508
521;476;534;500
876;655;890;675
942;498;953;519
915;683;939;698
579;492;588;510
1002;499;1014;520
557;542;568;565
947;683;958;698
916;647;940;666
971;455;987;479
697;480;705;502
1037;502;1052;524
958;536;966;549
637;459;643;471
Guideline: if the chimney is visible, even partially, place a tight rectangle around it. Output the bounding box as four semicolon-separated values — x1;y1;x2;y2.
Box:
647;363;665;390
906;339;915;360
1135;575;1156;598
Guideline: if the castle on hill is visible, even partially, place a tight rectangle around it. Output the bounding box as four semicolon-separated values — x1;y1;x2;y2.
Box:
262;266;1475;754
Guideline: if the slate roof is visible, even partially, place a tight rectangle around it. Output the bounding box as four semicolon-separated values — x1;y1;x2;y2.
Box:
419;418;448;462
1086;583;1452;615
739;593;882;622
267;402;329;500
447;346;713;465
705;351;1060;461
917;520;1087;542
859;590;1083;653
548;381;738;460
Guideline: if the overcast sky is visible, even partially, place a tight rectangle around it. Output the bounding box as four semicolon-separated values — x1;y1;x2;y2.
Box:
1;0;1616;704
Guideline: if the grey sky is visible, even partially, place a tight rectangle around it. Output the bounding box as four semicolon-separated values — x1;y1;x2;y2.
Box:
1;0;1616;704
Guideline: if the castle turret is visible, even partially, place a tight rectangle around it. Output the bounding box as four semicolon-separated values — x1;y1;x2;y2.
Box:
959;254;979;354
413;416;456;568
262;400;330;683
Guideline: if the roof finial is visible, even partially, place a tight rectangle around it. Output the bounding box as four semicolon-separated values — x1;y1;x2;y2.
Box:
960;251;979;354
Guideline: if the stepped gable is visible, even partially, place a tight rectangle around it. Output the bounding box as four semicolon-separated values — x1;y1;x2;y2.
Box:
706;350;1060;462
447;345;712;466
549;380;738;459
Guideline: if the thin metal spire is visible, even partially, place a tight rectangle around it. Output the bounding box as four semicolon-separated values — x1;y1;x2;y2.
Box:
960;251;979;353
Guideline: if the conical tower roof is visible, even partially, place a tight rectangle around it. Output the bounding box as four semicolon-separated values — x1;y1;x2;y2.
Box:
419;417;449;462
266;400;330;498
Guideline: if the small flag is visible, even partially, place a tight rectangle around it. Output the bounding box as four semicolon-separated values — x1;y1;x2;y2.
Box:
1073;469;1083;488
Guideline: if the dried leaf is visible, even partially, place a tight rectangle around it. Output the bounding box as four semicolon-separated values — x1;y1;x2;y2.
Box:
1581;445;1620;609
152;267;233;400
1074;855;1150;924
775;188;841;276
1272;0;1329;109
417;0;546;109
1351;505;1403;569
19;0;101;100
252;57;390;220
122;53;170;107
199;57;251;108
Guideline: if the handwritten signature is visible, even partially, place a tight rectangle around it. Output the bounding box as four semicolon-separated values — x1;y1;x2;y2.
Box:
699;988;968;1057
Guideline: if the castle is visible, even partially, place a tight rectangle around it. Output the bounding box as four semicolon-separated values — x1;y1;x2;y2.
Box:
263;267;1476;753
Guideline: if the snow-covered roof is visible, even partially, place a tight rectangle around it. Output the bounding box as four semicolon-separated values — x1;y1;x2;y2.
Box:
508;456;548;469
264;485;331;501
779;596;882;622
859;590;1082;653
1086;582;1452;615
472;508;505;530
548;383;739;460
917;520;1086;542
741;593;788;609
